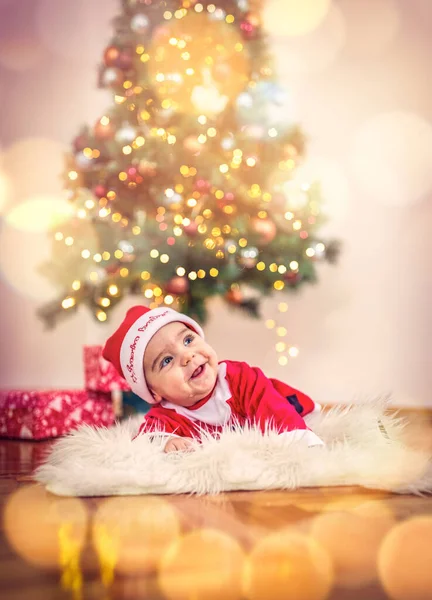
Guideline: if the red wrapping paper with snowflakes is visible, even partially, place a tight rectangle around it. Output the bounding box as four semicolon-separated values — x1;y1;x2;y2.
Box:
83;345;130;393
0;389;115;440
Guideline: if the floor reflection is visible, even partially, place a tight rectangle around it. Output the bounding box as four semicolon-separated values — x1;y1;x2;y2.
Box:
2;477;432;599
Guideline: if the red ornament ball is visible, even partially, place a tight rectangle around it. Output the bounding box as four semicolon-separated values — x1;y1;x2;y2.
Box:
183;222;198;237
251;217;277;244
93;184;107;198
117;49;133;70
240;18;257;39
165;276;189;295
226;288;243;305
194;179;212;193
106;264;120;275
285;271;302;285
104;45;121;67
125;166;143;184
94;120;115;141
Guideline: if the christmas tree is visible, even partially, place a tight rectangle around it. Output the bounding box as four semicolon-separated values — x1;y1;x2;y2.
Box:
39;0;338;327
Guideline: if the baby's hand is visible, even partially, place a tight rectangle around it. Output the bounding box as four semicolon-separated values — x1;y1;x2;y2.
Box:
164;437;195;453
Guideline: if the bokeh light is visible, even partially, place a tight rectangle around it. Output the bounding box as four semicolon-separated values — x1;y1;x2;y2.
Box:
148;13;250;115
237;82;298;134
0;169;11;214
310;499;395;588
273;155;350;228
243;529;333;600
5;194;73;233
40;216;101;289
92;496;181;576
339;0;400;57
159;528;245;600
0;224;57;300
351;111;432;207
263;0;331;37
35;0;117;63
271;3;346;76
1;138;67;205
290;489;390;514
4;484;88;568
378;516;432;600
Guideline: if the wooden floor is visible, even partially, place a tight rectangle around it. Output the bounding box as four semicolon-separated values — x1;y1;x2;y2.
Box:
0;413;431;600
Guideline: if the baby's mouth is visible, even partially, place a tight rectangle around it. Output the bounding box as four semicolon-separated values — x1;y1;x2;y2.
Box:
190;364;206;379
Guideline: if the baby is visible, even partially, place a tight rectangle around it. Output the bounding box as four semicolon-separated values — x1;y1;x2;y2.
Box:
103;305;323;452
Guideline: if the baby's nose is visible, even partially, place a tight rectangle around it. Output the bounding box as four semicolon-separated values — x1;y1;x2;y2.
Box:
181;348;195;365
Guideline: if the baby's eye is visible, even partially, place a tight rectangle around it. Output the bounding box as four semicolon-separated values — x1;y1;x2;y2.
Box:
161;356;173;369
184;334;194;346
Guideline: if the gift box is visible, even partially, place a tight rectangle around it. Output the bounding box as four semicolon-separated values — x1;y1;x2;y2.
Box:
83;345;130;393
83;345;150;417
0;389;115;440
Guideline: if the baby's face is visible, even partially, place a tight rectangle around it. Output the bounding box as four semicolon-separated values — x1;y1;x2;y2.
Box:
143;321;218;407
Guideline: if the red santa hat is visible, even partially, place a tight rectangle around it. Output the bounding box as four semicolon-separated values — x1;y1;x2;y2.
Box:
103;305;204;403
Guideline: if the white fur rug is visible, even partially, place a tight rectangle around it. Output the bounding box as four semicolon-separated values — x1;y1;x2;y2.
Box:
34;401;432;497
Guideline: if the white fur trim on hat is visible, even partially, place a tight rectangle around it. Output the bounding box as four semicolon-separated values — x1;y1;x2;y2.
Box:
119;307;204;403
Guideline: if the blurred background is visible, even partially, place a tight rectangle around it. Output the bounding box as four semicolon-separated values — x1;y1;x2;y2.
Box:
0;0;431;409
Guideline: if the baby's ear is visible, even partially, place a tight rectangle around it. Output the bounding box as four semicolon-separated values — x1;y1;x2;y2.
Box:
148;390;163;404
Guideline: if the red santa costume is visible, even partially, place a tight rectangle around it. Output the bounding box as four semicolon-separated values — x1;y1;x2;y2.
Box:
103;306;323;446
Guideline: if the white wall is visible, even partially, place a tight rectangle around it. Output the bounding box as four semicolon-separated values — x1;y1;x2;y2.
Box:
1;0;431;407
